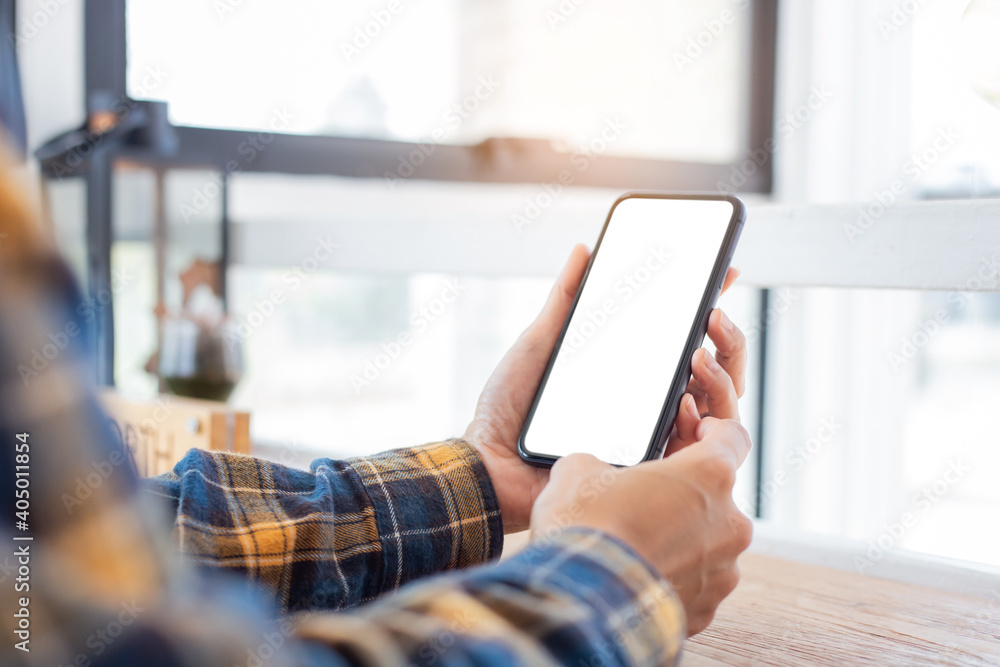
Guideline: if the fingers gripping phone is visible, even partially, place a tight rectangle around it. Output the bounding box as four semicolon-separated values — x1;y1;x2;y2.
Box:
518;193;746;468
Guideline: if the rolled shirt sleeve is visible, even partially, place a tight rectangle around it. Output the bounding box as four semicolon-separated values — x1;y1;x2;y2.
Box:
145;439;505;612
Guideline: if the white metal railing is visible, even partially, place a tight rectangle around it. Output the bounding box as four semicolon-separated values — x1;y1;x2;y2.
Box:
214;176;1000;293
737;200;1000;291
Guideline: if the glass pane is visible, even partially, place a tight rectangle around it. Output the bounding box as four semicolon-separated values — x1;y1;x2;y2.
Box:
111;240;159;396
762;286;1000;566
45;178;88;286
127;0;751;163
912;0;1000;195
228;271;554;462
228;267;761;497
106;168;229;398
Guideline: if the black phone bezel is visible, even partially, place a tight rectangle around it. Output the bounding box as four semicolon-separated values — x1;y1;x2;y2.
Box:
516;191;747;468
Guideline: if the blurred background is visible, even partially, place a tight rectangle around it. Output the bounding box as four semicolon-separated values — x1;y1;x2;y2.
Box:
7;0;1000;571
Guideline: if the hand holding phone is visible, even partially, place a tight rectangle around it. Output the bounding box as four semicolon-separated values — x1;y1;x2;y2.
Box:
518;193;746;467
530;416;754;636
463;198;746;532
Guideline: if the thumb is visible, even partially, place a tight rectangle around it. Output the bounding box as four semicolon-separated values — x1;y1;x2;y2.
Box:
694;417;753;469
529;244;590;339
472;244;590;417
694;416;725;442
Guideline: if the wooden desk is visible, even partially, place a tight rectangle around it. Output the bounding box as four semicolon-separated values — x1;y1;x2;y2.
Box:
686;553;1000;666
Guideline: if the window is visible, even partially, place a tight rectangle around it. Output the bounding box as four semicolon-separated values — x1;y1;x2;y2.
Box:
127;0;757;164
911;0;1000;196
760;286;1000;566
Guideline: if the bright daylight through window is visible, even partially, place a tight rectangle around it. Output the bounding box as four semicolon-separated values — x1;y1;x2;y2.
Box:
127;0;751;163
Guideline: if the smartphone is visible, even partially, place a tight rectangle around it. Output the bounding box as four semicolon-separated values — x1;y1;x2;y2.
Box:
518;192;746;468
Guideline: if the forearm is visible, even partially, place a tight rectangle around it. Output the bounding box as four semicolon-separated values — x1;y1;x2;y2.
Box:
144;439;504;612
295;529;686;666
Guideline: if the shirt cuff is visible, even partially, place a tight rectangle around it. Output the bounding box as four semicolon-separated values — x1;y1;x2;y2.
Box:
507;528;686;665
346;439;504;590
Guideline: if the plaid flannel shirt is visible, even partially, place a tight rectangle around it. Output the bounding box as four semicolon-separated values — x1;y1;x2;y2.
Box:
0;254;686;667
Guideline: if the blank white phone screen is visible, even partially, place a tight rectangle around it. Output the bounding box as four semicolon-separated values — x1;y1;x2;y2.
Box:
523;197;734;466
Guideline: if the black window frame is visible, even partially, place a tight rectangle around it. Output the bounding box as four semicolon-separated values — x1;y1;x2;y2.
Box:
79;0;779;191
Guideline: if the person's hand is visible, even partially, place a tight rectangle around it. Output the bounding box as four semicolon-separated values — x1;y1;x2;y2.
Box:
464;246;744;533
665;274;747;457
463;245;591;533
530;417;754;636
